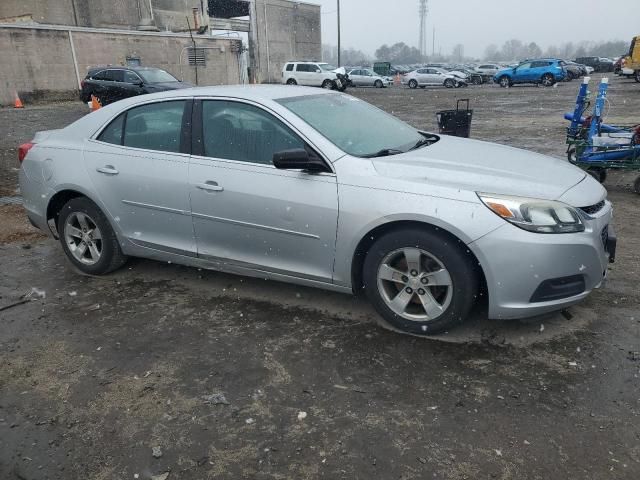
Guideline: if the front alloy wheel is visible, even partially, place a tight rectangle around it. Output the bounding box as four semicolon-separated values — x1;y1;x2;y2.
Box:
363;228;478;335
408;79;418;89
376;248;453;322
499;76;511;88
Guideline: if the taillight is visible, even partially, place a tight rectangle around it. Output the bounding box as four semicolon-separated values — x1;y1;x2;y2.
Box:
18;142;35;163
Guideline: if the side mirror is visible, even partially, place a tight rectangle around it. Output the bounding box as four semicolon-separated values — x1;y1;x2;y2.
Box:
272;149;330;173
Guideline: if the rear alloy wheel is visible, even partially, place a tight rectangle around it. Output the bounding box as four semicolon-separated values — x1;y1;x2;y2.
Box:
499;76;511;88
58;197;127;275
321;79;334;89
286;78;297;85
374;79;383;88
408;79;418;89
444;78;455;88
541;73;555;87
363;228;478;335
635;70;640;83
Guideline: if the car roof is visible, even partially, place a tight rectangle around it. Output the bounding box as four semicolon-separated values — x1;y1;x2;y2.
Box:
285;61;327;64
87;65;165;73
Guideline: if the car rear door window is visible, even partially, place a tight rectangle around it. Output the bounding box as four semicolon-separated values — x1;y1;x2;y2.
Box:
296;64;310;72
97;113;125;145
201;100;305;165
104;70;124;82
122;101;187;153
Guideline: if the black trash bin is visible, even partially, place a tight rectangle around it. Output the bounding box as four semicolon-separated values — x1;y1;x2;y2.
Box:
436;99;473;138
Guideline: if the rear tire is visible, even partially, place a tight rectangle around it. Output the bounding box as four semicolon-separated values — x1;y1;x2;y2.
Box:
362;228;478;336
58;197;127;275
541;73;555;86
408;79;418;89
321;79;334;89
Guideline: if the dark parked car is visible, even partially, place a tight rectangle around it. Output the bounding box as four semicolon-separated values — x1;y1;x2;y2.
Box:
80;66;193;106
574;57;614;73
563;61;584;80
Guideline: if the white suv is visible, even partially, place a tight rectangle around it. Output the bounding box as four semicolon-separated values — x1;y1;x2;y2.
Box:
282;62;340;89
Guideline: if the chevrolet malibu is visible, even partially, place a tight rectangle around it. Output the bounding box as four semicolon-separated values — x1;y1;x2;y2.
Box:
18;86;616;335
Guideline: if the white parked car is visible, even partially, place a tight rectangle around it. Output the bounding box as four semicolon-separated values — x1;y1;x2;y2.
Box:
282;61;344;90
347;68;391;88
474;64;501;77
402;68;461;89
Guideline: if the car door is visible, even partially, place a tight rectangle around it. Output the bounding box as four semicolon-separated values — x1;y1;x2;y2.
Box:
349;70;363;86
362;70;375;86
84;99;196;256
425;68;441;84
120;70;145;99
188;98;339;283
415;69;428;85
295;64;313;86
513;62;532;83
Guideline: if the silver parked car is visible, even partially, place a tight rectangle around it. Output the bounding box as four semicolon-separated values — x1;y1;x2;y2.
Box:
347;68;391;88
402;68;461;88
18;86;615;335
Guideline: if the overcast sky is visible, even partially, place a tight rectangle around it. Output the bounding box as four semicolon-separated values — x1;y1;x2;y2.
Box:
313;0;640;58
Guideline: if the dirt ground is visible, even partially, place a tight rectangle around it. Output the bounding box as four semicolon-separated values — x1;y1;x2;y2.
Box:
1;76;639;480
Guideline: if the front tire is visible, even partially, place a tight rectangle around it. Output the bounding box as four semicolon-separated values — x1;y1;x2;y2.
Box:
58;197;127;275
374;79;383;88
444;78;455;88
498;76;511;88
362;228;478;335
408;79;418;89
321;79;334;89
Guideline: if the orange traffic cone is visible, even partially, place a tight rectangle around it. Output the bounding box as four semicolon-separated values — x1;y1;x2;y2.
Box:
90;95;101;112
14;93;24;109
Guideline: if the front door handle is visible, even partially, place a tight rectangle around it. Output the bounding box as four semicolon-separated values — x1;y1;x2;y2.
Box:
196;181;224;192
96;165;119;175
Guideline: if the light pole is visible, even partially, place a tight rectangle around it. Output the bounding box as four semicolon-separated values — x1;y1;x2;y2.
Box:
337;0;341;66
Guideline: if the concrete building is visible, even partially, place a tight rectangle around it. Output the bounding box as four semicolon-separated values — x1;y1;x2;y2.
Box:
0;0;322;105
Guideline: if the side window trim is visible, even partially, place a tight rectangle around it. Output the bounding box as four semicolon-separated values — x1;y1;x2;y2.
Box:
191;98;334;173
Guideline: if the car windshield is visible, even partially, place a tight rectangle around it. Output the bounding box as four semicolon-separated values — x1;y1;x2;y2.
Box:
137;68;178;83
319;64;337;71
276;93;428;157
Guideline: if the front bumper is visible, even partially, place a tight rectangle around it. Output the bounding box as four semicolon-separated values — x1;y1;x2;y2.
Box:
469;207;613;319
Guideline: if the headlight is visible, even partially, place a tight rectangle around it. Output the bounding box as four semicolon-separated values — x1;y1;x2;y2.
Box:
478;193;585;233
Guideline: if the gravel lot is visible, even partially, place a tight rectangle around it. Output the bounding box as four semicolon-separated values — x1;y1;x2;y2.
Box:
1;77;639;479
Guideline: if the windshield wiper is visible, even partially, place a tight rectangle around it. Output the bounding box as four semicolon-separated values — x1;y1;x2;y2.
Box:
361;148;404;158
408;136;434;152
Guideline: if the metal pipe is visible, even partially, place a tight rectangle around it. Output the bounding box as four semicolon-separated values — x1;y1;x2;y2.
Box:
68;30;82;89
336;0;341;66
263;1;270;82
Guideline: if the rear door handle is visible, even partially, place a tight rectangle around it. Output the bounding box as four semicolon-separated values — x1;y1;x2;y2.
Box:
196;181;224;192
96;165;119;175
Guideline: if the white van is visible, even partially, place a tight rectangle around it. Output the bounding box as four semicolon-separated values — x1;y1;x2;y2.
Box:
282;61;340;89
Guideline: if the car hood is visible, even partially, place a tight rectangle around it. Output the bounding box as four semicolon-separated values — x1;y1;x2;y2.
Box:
371;135;588;202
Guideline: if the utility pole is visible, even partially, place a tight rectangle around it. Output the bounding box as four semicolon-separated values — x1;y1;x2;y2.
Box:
432;27;435;56
337;0;341;66
419;0;428;58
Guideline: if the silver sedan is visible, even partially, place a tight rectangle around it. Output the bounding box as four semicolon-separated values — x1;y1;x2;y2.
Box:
18;86;615;335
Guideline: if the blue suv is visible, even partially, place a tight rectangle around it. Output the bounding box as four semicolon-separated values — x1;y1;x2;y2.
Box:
494;59;567;87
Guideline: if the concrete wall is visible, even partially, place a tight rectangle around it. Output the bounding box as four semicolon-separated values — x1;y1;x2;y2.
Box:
0;26;241;105
0;0;201;31
252;0;321;83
